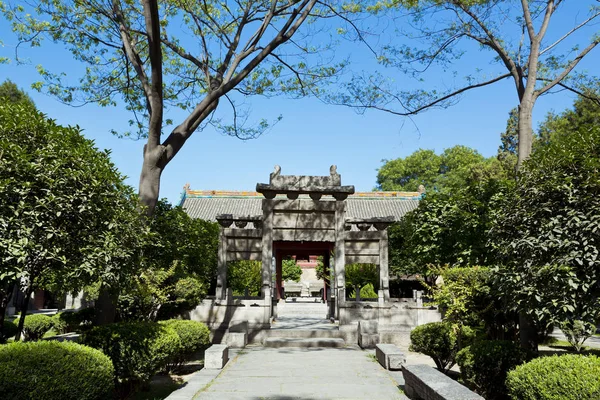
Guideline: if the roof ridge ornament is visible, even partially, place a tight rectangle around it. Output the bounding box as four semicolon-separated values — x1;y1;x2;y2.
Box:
257;165;354;200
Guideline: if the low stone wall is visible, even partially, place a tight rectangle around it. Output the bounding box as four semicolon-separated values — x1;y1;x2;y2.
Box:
402;364;483;400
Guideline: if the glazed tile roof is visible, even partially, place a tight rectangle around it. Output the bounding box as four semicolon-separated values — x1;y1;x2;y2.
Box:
180;189;421;222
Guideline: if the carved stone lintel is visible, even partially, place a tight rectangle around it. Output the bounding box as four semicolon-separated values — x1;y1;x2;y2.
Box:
263;191;276;199
344;224;352;231
374;222;389;231
287;192;299;200
333;193;348;201
234;221;248;228
309;193;322;201
357;223;372;231
253;221;263;229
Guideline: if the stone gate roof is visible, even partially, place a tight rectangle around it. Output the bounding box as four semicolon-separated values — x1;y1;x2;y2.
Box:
179;189;422;222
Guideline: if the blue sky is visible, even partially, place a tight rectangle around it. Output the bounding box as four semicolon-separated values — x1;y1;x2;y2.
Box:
1;2;598;205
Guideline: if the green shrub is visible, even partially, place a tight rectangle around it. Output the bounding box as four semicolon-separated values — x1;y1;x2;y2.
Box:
0;340;114;400
456;340;529;399
159;319;210;370
410;322;475;373
1;319;18;342
21;314;54;341
560;319;594;352
54;308;96;332
82;321;181;394
349;283;378;299
506;354;600;400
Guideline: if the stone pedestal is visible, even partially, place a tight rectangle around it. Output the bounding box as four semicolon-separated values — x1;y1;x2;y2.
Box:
205;345;229;369
375;344;406;370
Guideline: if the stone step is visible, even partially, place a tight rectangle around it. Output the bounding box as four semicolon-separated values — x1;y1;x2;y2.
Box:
267;329;343;339
263;337;345;348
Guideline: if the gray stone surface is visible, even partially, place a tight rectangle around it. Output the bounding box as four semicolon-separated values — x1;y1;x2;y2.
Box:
358;332;380;349
376;344;406;371
204;345;229;369
194;346;408;399
358;320;378;334
225;332;247;348
402;364;483;400
164;368;220;400
264;337;345;348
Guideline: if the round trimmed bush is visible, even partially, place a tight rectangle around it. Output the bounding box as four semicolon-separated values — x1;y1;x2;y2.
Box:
456;340;529;399
82;321;182;393
1;319;18;342
51;312;69;334
506;354;600;400
160;319;210;370
21;314;54;341
0;340;114;400
410;322;475;373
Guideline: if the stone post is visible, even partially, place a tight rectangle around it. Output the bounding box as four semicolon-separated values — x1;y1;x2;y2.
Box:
379;230;390;302
275;251;283;300
261;199;274;308
216;228;227;300
334;200;346;312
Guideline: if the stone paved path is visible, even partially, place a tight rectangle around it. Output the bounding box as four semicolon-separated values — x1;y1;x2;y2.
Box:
194;346;408;400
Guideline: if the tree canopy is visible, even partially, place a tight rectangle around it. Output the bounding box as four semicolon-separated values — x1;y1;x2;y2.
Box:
0;80;36;109
2;0;356;214
0;100;146;338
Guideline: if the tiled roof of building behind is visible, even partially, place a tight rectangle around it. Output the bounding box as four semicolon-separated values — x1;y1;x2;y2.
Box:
180;189;421;222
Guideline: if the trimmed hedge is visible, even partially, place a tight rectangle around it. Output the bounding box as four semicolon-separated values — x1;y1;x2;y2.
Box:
506;354;600;400
160;319;210;370
0;340;114;400
410;322;475;373
21;313;54;341
1;319;18;342
51;309;95;333
82;321;181;394
456;340;529;399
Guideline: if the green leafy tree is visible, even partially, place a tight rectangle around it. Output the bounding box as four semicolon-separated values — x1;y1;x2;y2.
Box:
282;258;302;282
227;260;262;296
0;101;147;339
3;0;354;215
389;158;510;279
490;98;600;350
377;145;486;192
345;263;378;297
0;80;35;109
340;1;600;170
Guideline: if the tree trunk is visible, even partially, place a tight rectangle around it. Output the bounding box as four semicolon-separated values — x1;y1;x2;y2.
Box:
0;282;15;339
15;283;33;341
519;312;538;353
94;285;118;325
516;98;534;171
138;146;164;217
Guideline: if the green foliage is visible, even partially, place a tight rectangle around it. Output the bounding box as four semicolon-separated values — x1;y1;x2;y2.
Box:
386;146;511;279
0;319;18;342
345;263;378;293
491;99;600;331
377;146;486;192
428;266;492;326
159;319;210;370
21;314;54;341
51;312;69;334
227;260;262;296
82;322;181;394
560;319;595;352
0;79;35;109
117;200;217;321
456;340;529;400
55;308;96;333
409;322;475;373
282;258;302;282
506;354;600;400
0;340;114;400
315;255;331;283
349;283;378;299
0;100;147;336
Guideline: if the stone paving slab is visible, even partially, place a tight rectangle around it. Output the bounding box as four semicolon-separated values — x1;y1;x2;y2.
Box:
194;346;408;400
